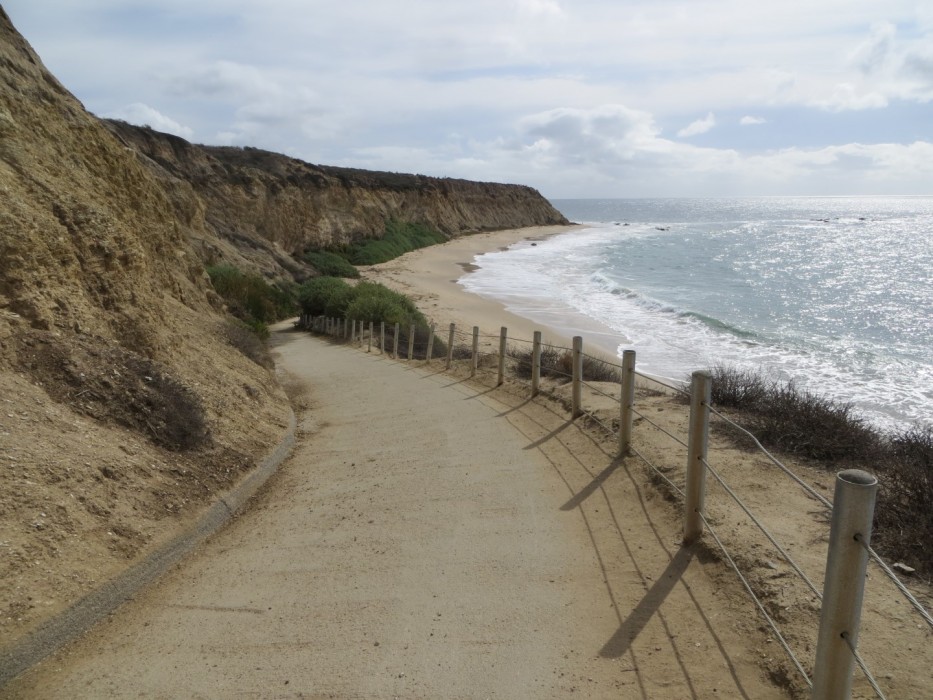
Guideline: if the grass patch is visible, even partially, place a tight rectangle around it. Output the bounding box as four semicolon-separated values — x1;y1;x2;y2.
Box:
303;250;360;278
348;220;447;265
304;220;448;274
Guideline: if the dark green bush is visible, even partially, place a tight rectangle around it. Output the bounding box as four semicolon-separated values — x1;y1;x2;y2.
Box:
297;277;352;316
344;282;427;327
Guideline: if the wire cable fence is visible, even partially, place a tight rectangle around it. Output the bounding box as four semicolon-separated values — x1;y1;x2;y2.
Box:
300;314;931;698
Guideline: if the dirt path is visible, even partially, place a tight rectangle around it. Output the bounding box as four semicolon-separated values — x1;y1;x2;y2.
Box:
4;327;784;698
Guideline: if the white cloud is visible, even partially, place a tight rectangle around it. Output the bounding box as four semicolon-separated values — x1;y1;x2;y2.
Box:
813;83;888;111
103;102;194;139
5;0;933;195
677;112;716;138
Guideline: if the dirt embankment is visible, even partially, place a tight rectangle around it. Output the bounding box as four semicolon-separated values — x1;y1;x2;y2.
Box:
0;7;291;651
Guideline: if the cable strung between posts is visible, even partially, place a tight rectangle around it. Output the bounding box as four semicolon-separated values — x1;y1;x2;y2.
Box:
842;632;887;699
699;513;813;689
857;536;933;631
635;370;691;397
580;353;627;372
707;406;833;511
701;458;822;600
581;381;621;403
631;446;685;499
632;408;689;449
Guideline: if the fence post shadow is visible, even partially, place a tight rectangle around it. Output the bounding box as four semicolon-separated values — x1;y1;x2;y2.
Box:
599;546;694;659
560;457;624;511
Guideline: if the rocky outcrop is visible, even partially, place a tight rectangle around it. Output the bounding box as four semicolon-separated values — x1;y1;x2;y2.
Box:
104;121;569;280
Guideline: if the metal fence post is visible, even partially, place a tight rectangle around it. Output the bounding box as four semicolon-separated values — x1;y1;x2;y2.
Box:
471;326;479;377
407;324;415;361
380;321;386;354
619;349;636;456
571;336;583;418
811;469;878;700
367;321;373;353
684;370;711;544
531;331;542;397
497;327;507;386
426;323;436;361
446;323;455;370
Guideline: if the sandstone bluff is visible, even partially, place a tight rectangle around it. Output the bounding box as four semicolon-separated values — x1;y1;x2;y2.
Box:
0;5;566;662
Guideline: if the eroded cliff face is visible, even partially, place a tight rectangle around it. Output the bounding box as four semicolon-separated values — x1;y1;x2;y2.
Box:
0;8;290;643
0;7;567;651
105;121;570;280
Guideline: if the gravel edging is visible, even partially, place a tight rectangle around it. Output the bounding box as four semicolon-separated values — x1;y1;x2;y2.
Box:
0;408;297;689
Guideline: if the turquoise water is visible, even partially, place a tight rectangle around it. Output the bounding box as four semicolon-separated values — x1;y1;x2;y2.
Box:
460;197;933;430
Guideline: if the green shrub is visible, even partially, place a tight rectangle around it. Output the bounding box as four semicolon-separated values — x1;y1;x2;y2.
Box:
297;276;352;316
303;250;360;278
344;282;427;327
207;264;296;325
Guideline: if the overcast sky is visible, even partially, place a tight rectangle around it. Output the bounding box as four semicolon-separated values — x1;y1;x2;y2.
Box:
5;1;933;197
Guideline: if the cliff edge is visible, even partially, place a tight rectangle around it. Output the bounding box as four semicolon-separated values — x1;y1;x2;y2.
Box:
105;121;570;280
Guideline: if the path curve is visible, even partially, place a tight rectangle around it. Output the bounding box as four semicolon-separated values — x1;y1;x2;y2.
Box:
3;327;783;698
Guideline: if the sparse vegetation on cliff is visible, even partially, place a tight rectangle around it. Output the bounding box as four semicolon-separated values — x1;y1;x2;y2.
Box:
207;264;297;334
303;220;449;277
705;364;933;577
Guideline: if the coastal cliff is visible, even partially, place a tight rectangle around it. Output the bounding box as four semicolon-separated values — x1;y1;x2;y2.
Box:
0;7;568;652
104;121;569;280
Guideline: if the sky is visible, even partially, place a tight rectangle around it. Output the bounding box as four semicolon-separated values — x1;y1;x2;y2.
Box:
4;1;933;198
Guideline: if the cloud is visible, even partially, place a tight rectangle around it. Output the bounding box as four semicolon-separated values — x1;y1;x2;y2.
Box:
813;83;888;111
853;23;898;74
103;102;194;139
740;115;767;126
677;112;716;138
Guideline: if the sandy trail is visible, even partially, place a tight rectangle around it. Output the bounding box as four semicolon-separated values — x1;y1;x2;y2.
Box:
4;327;783;698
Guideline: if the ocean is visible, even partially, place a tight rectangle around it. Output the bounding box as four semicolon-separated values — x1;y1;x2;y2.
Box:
459;197;933;432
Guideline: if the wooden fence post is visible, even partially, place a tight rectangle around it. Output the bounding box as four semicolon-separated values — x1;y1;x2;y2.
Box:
531;331;542;397
407;324;415;361
446;323;455;370
571;336;583;418
426;323;436;361
393;323;400;358
497;327;507;386
684;370;711;544
619;350;636;456
811;470;878;700
471;326;479;377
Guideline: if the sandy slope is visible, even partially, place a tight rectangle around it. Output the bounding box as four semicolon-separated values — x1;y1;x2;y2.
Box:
4;328;784;698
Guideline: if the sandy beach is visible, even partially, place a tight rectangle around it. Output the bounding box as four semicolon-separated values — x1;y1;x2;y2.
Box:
362;224;630;357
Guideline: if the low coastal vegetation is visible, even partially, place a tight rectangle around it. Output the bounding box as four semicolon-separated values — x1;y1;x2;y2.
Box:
298;277;448;359
303;220;447;277
207;264;298;335
705;365;932;578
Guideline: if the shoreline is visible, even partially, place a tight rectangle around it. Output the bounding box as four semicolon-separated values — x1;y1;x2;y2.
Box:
362;225;633;357
361;224;682;390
